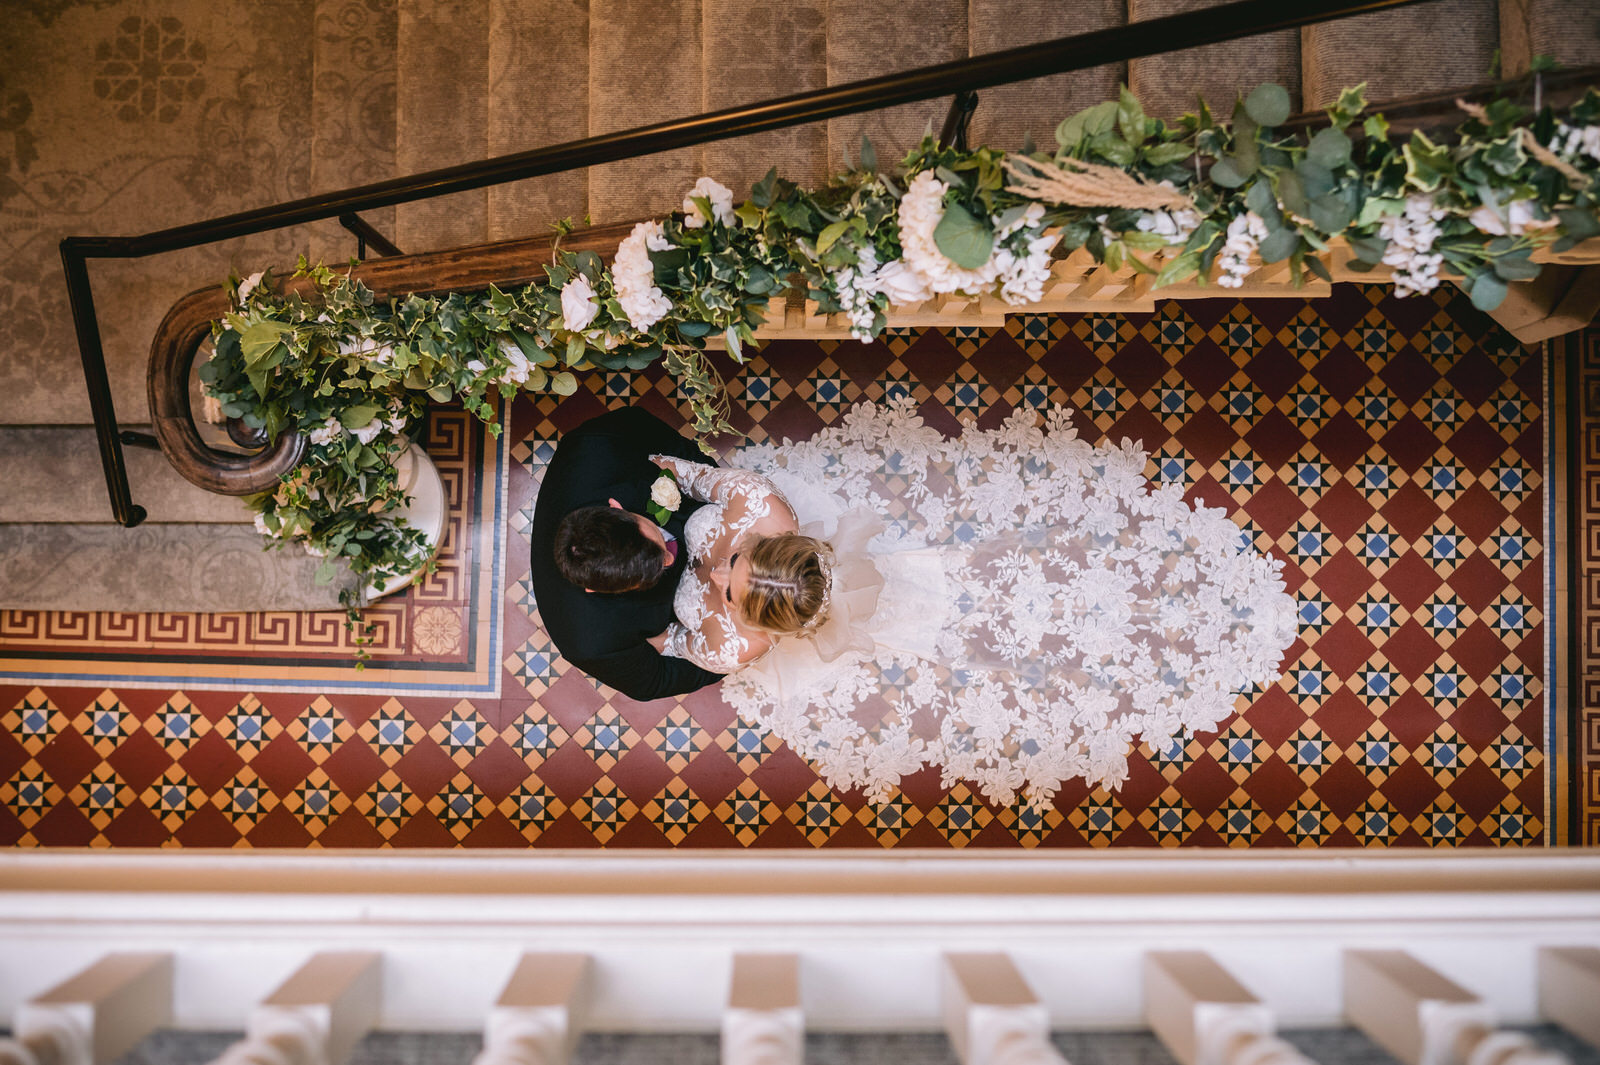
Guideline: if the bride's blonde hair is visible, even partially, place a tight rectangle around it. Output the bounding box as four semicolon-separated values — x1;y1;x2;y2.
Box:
739;533;833;635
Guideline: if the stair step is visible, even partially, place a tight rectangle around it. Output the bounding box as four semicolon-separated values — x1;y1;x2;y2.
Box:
698;0;828;200
1128;0;1301;119
395;0;490;251
0;427;255;524
968;0;1126;151
1500;0;1600;76
588;0;703;223
1302;0;1497;109
826;0;968;173
0;523;350;612
308;0;401;263
485;0;590;242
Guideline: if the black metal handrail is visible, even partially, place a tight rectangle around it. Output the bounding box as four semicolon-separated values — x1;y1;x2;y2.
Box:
61;0;1436;525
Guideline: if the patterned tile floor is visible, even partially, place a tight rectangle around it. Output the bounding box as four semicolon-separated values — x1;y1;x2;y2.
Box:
0;284;1568;848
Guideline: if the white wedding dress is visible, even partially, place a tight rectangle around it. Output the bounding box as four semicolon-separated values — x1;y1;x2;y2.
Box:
705;398;1299;811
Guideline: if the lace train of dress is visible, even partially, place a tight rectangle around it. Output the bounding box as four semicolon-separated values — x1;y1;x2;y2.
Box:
721;398;1299;810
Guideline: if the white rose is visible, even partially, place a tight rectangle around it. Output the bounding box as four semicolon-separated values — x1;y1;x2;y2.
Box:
650;476;682;511
351;418;384;445
682;176;736;228
336;336;395;364
235;271;264;306
466;359;488;375
308;420;341;446
875;259;934;306
560;275;600;331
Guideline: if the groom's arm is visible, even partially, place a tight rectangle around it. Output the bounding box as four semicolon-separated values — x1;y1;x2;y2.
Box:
576;641;722;702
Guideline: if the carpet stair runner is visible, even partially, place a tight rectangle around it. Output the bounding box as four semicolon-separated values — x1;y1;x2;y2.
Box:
0;0;1595;610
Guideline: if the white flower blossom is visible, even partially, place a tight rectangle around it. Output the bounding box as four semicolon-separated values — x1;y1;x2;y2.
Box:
1553;122;1600;163
1468;197;1556;237
875;258;934;306
253;512;278;539
681;176;736;228
234;271;264;307
1135;204;1201;245
1215;212;1269;288
650;475;682;511
1378;194;1446;297
465;359;487;376
560;274;600;331
350;418;384;445
832;246;883;340
308;420;342;446
201;393;225;425
387;414;407;435
304;542;327;558
613;220;674;330
335;336;394;365
897;172;1058;305
496;336;532;385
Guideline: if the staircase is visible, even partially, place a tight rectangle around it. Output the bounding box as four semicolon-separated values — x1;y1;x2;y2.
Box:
0;0;1596;610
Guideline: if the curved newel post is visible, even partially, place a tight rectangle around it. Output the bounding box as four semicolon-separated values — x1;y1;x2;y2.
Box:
722;954;802;1065
941;954;1068;1065
207;952;381;1065
1143;952;1315;1065
470;953;590;1065
0;952;172;1065
1344;950;1569;1065
1537;948;1600;1049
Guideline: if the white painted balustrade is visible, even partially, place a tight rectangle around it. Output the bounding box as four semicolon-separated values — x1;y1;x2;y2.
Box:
0;953;171;1065
941;953;1067;1065
1143;952;1314;1065
207;952;381;1065
1537;947;1600;1049
471;953;590;1065
1344;950;1569;1065
721;954;803;1065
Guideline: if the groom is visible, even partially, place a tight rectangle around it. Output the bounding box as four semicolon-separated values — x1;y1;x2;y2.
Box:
529;406;722;701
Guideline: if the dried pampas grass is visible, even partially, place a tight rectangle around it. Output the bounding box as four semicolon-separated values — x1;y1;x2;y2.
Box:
1003;154;1197;212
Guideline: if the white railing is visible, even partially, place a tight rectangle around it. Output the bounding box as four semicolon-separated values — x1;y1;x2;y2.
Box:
1;851;1599;1065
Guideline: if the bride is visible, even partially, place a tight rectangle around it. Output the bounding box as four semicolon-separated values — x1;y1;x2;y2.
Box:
655;397;1299;811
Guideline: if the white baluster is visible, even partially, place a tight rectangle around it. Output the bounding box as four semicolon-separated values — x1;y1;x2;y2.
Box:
1538;947;1600;1049
471;953;590;1065
941;953;1067;1065
1144;951;1314;1065
207;952;381;1065
0;952;172;1065
722;954;802;1065
1344;950;1569;1065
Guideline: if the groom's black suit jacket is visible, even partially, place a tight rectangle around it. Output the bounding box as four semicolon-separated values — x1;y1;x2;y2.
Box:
529;406;722;701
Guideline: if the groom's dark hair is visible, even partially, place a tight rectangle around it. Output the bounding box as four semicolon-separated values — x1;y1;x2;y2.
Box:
555;505;667;593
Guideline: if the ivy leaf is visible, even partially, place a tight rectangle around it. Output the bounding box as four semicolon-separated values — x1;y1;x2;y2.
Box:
816;218;852;254
1364;112;1391;141
340;403;380;430
1307;128;1352;169
1244;83;1291;128
750;168;778;209
1403;131;1453;191
1481;136;1526;177
239;321;291;368
932;200;995;269
1469;270;1509;311
1327;82;1368;129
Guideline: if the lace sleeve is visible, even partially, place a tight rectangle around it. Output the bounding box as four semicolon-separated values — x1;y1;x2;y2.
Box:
662;618;766;674
651;456;796;541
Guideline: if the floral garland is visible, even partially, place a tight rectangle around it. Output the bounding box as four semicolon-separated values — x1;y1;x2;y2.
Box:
207;80;1600;612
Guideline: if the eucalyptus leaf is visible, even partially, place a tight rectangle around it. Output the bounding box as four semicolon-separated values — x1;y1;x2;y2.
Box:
1258;227;1299;263
932;200;995;269
1308;193;1353;233
1307;128;1352;169
1209;156;1248;188
1492;255;1543;281
1244;83;1291;128
550;371;578;397
1469;270;1508;311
